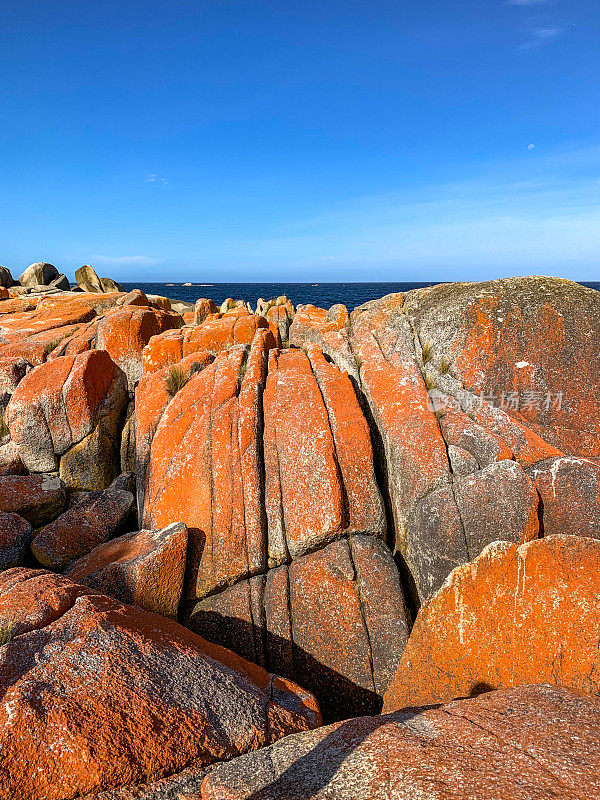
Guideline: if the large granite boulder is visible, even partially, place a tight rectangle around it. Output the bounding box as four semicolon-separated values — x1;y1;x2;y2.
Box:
198;684;600;800
75;264;104;292
0;266;15;288
0;568;320;799
6;350;128;488
30;485;134;568
18;262;59;287
383;535;600;712
96;305;183;390
0;474;66;526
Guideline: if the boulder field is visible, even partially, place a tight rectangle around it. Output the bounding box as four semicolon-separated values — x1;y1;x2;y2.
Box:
0;274;598;798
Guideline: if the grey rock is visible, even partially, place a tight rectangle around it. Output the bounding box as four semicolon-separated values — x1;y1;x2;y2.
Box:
18;262;59;287
0;511;32;569
0;266;15;288
49;273;71;291
75;264;104;292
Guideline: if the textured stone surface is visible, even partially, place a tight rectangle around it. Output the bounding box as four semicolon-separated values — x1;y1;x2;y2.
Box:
31;487;134;568
96;306;183;389
199;684;600;800
6;349;127;475
404;276;600;457
65;522;188;618
19;262;59;287
0;511;31;569
527;456;600;539
0;474;66;526
0;568;320;799
144;333;273;600
189;535;409;721
383;535;600;712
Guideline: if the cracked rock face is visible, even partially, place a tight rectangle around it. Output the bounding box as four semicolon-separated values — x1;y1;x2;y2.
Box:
0;276;599;798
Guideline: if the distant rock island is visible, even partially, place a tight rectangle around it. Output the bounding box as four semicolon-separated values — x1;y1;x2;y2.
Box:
0;264;599;798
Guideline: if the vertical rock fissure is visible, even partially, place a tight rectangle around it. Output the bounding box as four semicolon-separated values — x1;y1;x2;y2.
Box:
348;536;377;696
306;352;349;531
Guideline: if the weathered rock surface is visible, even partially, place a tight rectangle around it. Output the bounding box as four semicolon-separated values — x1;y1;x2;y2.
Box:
144;333;274;600
0;511;31;569
30;485;134;568
0;568;320;799
289;303;358;380
188;535;409;721
527;456;600;539
0;267;14;288
19;261;59;287
97;305;183;389
404;276;600;457
0;474;66;526
383;535;600;712
198;684;600;800
264;347;384;564
65;522;188;617
6;349;128;487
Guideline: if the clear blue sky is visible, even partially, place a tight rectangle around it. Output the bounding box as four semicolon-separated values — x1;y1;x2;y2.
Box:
1;0;598;282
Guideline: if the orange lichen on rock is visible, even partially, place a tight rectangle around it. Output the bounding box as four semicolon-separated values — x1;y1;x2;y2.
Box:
6;349;127;473
65;522;188;617
144;331;274;600
96;305;183;389
0;567;320;799
383;535;600;712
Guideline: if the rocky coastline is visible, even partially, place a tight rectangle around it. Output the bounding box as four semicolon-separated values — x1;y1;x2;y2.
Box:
0;262;599;798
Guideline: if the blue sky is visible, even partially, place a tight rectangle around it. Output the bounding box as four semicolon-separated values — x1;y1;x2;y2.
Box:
1;0;599;282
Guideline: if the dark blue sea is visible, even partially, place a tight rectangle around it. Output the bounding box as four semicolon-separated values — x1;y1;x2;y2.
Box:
123;281;600;312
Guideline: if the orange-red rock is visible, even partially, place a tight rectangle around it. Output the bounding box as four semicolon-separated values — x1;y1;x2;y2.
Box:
0;356;30;411
186;309;279;355
96;305;183;389
6;349;127;476
404;276;600;457
0;474;66;525
306;343;384;537
30;486;134;568
350;294;451;554
383;535;600;712
266;300;294;345
0;568;320;798
65;522;188;618
200;684;600;800
144;332;274;600
135;350;214;510
189;535;409;721
289;303;358;380
194;297;218;325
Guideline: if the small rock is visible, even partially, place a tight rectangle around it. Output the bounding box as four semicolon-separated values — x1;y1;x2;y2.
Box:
65;522;188;618
30;487;134;568
0;474;66;526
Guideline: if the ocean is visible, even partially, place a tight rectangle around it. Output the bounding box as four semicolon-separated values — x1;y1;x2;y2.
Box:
122;281;600;312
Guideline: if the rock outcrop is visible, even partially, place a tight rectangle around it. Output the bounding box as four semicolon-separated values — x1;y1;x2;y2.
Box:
65;522;188;618
18;262;59;287
6;349;128;488
198;684;600;800
0;275;598;798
